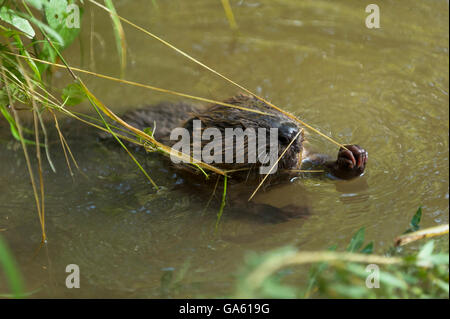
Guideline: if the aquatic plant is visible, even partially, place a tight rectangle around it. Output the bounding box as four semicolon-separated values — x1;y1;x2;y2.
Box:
234;208;449;299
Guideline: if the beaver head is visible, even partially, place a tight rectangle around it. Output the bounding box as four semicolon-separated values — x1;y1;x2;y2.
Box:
171;94;304;180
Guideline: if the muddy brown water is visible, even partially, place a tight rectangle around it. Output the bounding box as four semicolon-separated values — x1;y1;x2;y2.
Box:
0;0;448;298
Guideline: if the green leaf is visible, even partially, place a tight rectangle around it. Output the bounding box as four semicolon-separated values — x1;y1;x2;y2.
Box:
25;0;44;10
0;103;37;146
143;127;154;136
45;0;69;29
360;241;374;254
44;0;81;47
0;7;35;38
418;240;435;260
38;0;82;72
410;207;422;231
379;270;408;290
14;11;65;46
344;262;369;277
428;253;450;266
416;240;435;267
0;235;25;298
62;83;87;106
261;276;297;299
346;227;365;252
330;284;369;298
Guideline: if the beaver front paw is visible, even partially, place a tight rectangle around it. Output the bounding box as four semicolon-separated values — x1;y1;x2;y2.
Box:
331;144;368;180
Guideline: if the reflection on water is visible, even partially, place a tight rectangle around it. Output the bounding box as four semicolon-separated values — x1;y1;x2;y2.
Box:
0;0;448;297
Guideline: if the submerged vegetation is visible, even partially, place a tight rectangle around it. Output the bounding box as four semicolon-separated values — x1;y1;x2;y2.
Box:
0;1;448;299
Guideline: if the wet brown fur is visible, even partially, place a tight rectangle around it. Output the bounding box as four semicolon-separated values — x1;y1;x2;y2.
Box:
121;94;305;185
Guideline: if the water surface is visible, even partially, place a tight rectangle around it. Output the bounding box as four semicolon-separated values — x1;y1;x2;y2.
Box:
0;0;448;298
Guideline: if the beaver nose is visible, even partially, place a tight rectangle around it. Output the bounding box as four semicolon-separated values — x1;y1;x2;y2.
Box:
278;122;299;144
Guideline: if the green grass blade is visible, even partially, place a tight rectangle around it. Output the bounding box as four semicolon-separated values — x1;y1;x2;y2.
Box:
0;235;25;298
104;0;127;78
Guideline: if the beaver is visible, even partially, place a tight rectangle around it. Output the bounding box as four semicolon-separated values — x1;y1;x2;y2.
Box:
122;94;367;180
118;94;368;221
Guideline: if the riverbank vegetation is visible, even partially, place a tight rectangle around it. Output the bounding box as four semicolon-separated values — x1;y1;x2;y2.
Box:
234;209;448;299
